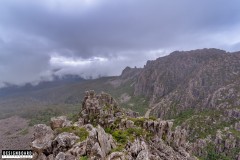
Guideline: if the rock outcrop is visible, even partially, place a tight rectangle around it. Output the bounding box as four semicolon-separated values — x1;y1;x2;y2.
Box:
32;91;197;160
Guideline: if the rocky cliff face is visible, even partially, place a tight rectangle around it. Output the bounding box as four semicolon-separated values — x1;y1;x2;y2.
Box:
31;91;197;160
133;48;240;118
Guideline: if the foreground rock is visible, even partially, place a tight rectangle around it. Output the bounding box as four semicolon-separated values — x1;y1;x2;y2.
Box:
32;91;197;160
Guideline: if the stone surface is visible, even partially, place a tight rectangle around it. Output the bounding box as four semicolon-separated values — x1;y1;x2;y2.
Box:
31;124;54;154
52;132;80;155
97;125;112;157
32;91;197;160
50;116;68;129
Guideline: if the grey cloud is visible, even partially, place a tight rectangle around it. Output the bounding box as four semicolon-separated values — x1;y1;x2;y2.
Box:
0;0;240;87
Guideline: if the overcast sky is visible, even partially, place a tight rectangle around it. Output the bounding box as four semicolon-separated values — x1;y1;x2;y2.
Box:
0;0;240;87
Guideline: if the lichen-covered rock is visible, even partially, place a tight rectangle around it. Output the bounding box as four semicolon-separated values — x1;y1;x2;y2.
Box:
34;153;47;160
52;132;80;155
97;125;112;157
235;122;240;131
106;152;125;160
50;116;69;129
47;154;54;160
74;118;84;127
90;142;104;159
55;152;65;160
136;150;149;160
192;139;208;157
126;120;134;129
32;124;54;154
68;140;87;157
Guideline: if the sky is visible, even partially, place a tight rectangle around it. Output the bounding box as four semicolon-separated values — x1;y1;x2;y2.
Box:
0;0;240;87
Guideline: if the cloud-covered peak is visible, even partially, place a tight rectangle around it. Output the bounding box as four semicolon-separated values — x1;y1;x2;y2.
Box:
0;0;240;87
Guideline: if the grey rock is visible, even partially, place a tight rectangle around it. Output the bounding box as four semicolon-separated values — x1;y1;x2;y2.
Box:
90;142;104;159
106;152;125;160
55;152;65;160
126;120;134;128
32;124;54;154
68;140;87;157
136;150;149;160
50;116;67;129
53;132;79;155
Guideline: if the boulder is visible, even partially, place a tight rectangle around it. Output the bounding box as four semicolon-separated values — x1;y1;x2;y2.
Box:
34;153;47;160
136;150;149;160
127;139;148;158
97;125;112;157
68;140;87;157
55;152;65;160
47;154;54;160
90;142;104;159
126;120;134;128
31;124;54;154
52;132;79;155
50;116;67;129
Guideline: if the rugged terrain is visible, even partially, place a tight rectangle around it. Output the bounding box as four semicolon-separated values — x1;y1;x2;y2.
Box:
1;48;240;159
31;91;197;160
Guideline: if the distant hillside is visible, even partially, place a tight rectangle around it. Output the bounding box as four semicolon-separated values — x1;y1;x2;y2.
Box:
0;73;149;124
0;75;86;97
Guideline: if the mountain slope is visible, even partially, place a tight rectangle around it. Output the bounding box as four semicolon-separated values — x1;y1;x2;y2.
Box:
134;48;240;119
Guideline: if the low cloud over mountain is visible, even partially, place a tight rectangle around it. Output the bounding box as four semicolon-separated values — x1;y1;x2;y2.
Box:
1;0;240;87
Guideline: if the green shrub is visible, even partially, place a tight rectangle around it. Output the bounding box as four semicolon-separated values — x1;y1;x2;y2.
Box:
79;156;88;160
112;130;128;144
56;126;89;142
128;117;146;127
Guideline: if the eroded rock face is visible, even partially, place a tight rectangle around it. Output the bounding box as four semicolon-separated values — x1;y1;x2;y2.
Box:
31;124;54;154
106;152;125;160
50;116;68;130
67;140;87;157
52;132;80;155
133;49;240;119
225;109;240;119
235;122;240;131
81;90;139;128
97;125;113;157
32;91;196;160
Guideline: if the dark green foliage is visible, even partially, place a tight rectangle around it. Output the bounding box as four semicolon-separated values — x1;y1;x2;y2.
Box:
110;144;125;153
128;117;146;127
149;116;157;121
200;143;232;160
112;127;150;144
112;130;129;144
126;128;143;137
56;126;89;142
79;156;88;160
